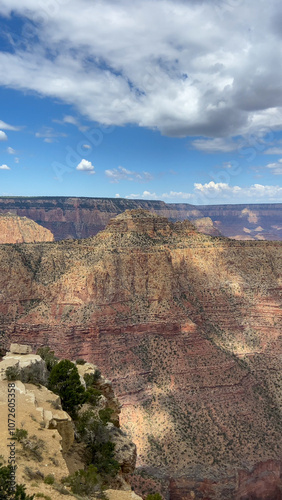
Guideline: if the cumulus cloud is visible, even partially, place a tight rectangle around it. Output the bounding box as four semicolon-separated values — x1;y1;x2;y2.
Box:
0;131;8;141
123;181;282;203
0;164;10;170
126;191;158;199
193;181;282;202
162;191;194;200
266;159;282;175
105;166;153;183
76;159;95;173
1;1;282;137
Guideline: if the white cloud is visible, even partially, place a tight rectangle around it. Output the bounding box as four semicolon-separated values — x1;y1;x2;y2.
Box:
0;164;10;170
35;127;67;142
126;191;158;199
0;120;20;131
63;115;79;126
266;159;282;175
123;181;282;203
7;146;16;154
264;147;282;155
0;131;8;141
105;166;153;183
191;138;239;153
193;181;282;202
1;1;282;137
76;159;95;174
162;191;194;200
14;157;19;163
82;144;92;150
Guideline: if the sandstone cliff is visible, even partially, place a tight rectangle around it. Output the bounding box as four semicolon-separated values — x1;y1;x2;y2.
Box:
0;196;281;240
0;212;54;243
0;344;140;500
0;210;281;499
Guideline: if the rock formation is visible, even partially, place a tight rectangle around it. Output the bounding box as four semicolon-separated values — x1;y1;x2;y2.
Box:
0;210;281;498
0;212;54;243
0;196;281;240
0;345;141;500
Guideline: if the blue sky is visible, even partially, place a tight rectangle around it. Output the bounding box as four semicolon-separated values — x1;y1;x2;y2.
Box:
1;1;282;204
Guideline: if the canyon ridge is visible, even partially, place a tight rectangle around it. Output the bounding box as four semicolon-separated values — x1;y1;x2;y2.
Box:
0;209;281;499
0;196;281;241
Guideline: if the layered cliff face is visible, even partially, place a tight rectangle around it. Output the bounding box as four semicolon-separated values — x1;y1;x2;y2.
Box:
0;196;281;240
0;212;54;243
0;210;281;499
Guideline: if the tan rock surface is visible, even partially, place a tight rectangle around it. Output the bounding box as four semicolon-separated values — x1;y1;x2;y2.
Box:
105;490;143;500
0;379;73;500
0;351;47;383
0;212;54;243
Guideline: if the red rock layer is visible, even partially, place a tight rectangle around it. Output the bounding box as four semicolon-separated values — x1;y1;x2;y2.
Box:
0;210;281;499
0;196;281;240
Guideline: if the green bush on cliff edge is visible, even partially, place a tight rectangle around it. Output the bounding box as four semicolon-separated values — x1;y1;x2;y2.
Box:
0;463;35;500
47;359;85;419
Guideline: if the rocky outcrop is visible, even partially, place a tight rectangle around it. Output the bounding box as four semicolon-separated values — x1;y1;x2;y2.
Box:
0;212;54;243
193;216;222;236
0;196;281;240
0;348;47;384
0;211;281;499
0;346;140;499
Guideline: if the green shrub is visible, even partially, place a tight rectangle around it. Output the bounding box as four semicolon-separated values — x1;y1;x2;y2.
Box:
36;347;58;372
19;363;45;385
99;408;114;425
21;436;44;462
0;463;35;499
84;370;101;387
146;494;163;500
43;475;54;485
85;387;102;406
5;366;20;381
75;410;120;479
62;465;104;497
14;428;28;442
76;358;86;365
48;360;86;419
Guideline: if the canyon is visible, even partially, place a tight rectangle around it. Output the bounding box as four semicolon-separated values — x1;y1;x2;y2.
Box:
0;209;281;499
0;196;281;241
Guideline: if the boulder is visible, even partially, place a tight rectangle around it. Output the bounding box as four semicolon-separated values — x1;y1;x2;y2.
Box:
0;345;47;385
10;343;32;354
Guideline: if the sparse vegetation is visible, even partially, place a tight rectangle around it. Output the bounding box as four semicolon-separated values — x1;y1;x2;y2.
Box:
43;475;54;485
76;358;86;365
14;428;28;442
62;464;105;498
75;409;120;479
36;347;58;372
0;463;35;499
5;365;20;381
